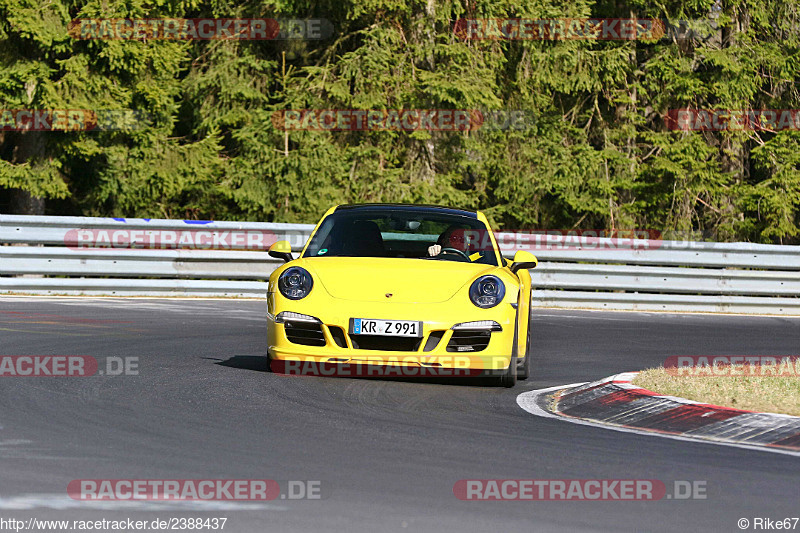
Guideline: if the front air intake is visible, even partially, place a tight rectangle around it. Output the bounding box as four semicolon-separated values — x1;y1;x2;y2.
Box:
284;320;326;347
446;330;491;352
350;335;422;352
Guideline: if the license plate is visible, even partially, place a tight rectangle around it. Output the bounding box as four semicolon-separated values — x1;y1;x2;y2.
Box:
350;318;422;338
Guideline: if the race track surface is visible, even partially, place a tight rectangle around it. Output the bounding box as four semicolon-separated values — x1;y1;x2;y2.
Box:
0;297;799;532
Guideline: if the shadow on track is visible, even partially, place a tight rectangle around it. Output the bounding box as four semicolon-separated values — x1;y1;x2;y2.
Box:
205;355;270;372
206;355;515;388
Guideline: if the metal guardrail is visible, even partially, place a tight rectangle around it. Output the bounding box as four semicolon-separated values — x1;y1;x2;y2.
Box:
1;214;799;314
0;214;305;298
0;247;280;279
0;214;311;249
516;237;800;314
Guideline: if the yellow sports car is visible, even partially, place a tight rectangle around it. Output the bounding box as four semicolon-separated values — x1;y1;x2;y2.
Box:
265;204;537;387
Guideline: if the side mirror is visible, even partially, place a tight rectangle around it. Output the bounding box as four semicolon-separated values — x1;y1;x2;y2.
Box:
510;250;537;273
268;240;293;263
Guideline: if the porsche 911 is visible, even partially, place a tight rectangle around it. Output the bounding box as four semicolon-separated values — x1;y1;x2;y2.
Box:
265;204;537;387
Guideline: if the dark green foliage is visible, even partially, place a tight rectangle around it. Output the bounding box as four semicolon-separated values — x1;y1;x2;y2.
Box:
1;0;798;242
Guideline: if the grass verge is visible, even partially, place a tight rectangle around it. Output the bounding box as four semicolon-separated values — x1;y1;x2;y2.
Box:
633;364;800;416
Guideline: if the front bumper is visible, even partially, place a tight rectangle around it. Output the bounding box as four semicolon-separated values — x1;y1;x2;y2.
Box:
266;298;516;374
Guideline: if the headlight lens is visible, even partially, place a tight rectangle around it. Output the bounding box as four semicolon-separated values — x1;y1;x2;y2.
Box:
469;275;505;308
278;267;313;300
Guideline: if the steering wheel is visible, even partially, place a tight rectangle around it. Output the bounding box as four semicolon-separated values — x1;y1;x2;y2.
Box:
439;247;471;261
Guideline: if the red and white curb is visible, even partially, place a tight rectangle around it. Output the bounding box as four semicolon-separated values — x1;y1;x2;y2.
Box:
517;372;800;457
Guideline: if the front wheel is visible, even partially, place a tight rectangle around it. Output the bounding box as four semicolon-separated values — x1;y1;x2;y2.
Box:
517;323;531;380
489;314;518;387
494;353;517;387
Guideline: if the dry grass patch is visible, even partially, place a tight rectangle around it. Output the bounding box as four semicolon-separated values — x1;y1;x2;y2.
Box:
633;364;800;416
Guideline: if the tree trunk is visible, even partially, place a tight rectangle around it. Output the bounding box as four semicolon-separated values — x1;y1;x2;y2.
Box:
9;188;45;214
6;130;46;215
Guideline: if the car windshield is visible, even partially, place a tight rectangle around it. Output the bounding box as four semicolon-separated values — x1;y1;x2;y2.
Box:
303;208;499;266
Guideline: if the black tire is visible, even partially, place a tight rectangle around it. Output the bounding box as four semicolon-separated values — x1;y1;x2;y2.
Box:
517;324;531;380
489;313;518;387
495;352;517;387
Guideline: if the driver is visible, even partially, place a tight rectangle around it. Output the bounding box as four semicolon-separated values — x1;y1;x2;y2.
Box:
428;225;470;257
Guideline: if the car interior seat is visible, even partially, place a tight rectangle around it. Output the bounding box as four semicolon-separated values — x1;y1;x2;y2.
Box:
341;220;386;257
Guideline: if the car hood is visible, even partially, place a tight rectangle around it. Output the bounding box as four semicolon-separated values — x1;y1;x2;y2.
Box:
300;257;496;303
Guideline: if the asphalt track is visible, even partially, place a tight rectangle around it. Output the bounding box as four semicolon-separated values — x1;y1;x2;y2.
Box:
0;297;799;532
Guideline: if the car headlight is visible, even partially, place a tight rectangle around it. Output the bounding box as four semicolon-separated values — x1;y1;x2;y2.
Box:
469;275;505;309
278;267;313;300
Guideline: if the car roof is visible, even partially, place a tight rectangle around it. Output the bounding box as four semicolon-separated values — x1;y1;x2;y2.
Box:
334;203;477;219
